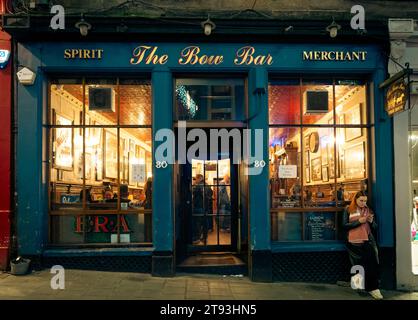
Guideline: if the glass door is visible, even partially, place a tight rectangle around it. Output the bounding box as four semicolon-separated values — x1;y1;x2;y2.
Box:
191;158;232;248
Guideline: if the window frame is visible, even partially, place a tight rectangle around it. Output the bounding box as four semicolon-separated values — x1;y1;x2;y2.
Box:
46;76;153;247
269;76;373;242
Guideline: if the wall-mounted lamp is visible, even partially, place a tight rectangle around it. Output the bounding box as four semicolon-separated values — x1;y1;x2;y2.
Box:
326;20;341;38
201;15;216;36
284;26;294;33
116;22;128;33
17;67;36;85
75;15;92;37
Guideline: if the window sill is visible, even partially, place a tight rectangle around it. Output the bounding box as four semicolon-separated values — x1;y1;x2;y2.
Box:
271;241;346;253
43;247;154;257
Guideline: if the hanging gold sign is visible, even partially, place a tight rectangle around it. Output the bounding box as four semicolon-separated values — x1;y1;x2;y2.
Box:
385;79;407;116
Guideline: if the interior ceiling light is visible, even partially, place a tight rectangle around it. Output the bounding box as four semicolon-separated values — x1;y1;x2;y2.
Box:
201;15;216;36
326;19;341;38
75;15;92;37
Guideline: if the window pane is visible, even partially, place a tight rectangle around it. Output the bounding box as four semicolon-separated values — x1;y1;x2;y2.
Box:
304;212;336;241
269;128;302;208
192;215;205;245
175;78;245;121
271;211;302;241
50;215;84;244
85;78;118;125
49;77;153;246
219;215;231;245
86;127;103;184
335;81;367;125
338;139;368;206
102;128;118;180
119;128;152;208
120;214;152;243
302;80;334;125
49;79;83;126
302;127;368;207
302;127;337;208
50;125;83;211
269;80;300;124
84;214;118;243
50;184;82;212
119;79;152;125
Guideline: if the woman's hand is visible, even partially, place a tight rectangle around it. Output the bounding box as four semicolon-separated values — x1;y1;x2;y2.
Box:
359;217;367;224
367;214;374;223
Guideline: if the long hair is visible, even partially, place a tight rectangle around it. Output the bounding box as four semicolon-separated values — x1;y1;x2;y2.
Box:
348;191;368;213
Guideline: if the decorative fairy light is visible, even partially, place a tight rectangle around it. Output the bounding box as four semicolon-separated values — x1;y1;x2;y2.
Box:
176;85;198;117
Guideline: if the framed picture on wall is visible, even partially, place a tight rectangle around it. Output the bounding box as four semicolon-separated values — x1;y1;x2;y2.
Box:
320;136;328;166
344;142;366;180
322;166;329;182
304;134;310;150
104;129;118;179
137;147;146;186
85;114;90;138
57;169;64;181
311;158;322;181
344;104;362;142
85;153;92;180
122;156;129;183
53;112;74;171
328;142;340;179
305;166;311;183
304;150;310;167
95;128;103;181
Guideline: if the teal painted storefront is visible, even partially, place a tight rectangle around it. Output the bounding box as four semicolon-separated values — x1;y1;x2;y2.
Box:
15;42;394;285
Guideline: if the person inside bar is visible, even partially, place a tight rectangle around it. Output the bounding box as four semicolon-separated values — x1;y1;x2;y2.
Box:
219;173;231;232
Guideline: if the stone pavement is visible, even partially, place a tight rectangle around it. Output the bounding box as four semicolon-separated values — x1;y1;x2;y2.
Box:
0;270;417;300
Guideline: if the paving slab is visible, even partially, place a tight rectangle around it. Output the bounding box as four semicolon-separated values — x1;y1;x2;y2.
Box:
0;270;417;300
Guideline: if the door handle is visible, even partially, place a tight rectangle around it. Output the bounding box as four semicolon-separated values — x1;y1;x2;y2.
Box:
186;201;190;204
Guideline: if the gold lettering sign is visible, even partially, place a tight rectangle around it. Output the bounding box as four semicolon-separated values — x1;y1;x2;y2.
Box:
130;46;168;65
178;46;223;65
234;46;273;66
302;51;367;61
385;80;407;116
64;49;104;59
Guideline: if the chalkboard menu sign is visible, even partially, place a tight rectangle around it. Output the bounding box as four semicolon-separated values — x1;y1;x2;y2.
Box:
305;212;335;240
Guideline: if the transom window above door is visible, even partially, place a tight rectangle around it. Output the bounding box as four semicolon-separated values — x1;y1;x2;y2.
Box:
175;78;246;121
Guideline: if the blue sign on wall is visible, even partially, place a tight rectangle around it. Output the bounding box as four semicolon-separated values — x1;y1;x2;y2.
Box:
0;50;11;69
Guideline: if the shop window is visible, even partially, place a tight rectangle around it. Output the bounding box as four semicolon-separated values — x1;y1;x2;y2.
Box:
269;127;302;208
269;79;300;124
301;80;334;125
85;78;118;125
119;79;152;126
271;212;303;241
271;211;337;241
269;78;370;242
175;78;245;121
48;78;152;246
335;80;367;125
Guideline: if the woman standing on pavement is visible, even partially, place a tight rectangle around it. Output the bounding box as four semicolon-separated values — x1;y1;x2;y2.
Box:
343;191;383;300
